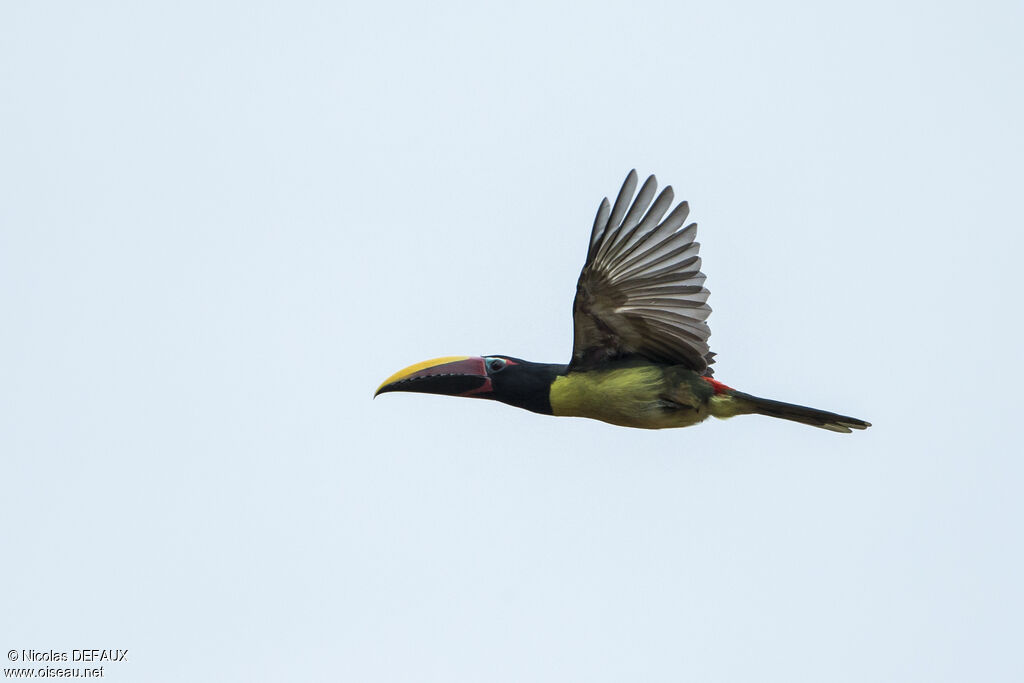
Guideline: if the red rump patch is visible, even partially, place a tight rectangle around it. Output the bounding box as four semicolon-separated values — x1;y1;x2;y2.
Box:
701;376;733;395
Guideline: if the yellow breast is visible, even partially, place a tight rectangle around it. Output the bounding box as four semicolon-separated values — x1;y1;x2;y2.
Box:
549;367;708;429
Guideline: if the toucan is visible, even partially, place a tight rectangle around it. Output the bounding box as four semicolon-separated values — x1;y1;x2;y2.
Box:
376;171;870;433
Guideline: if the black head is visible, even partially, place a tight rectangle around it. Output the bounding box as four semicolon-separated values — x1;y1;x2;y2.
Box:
375;354;565;415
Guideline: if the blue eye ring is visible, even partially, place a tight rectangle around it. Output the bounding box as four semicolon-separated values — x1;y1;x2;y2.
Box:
486;357;507;373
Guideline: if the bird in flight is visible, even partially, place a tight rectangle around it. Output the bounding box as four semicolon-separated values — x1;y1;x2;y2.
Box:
376;170;870;432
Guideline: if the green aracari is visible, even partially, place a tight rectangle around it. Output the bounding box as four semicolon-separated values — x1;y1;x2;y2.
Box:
376;170;870;433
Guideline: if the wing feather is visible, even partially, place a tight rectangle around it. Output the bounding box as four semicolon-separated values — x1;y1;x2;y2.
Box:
587;198;611;263
570;170;714;373
598;188;678;273
601;170;638;253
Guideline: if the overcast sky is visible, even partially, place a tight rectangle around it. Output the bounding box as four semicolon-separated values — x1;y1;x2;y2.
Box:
2;1;1022;681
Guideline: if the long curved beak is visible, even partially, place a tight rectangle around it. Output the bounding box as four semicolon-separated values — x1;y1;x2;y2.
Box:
375;356;492;398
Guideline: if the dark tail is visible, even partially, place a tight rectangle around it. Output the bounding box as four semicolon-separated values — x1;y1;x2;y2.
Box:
711;390;871;433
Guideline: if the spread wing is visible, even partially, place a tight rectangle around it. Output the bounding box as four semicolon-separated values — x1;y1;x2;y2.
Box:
570;170;714;374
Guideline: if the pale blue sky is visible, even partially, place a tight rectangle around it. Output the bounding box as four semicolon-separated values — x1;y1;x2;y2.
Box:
2;1;1021;681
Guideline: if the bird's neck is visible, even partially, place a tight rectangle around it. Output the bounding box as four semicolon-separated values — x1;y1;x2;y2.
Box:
491;362;567;415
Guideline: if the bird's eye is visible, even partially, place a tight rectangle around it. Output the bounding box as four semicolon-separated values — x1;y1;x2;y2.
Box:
486;357;507;373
